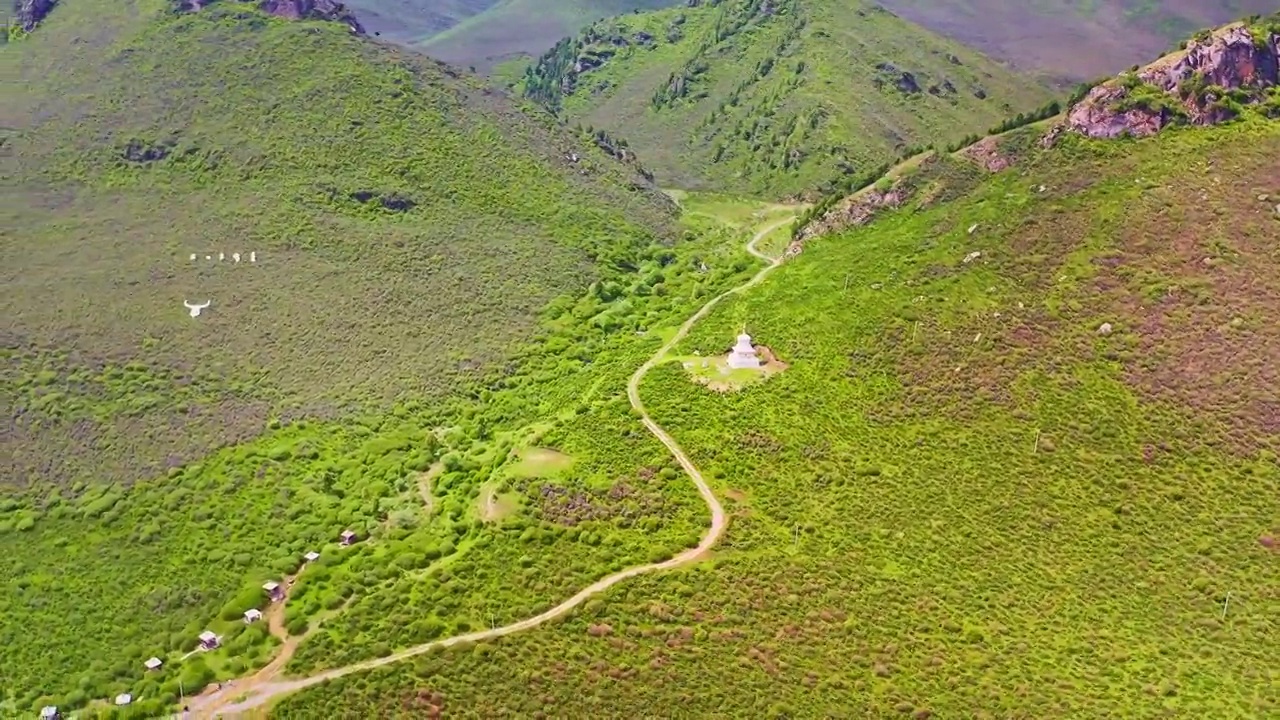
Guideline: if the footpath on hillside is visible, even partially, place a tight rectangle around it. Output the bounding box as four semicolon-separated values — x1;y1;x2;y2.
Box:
190;210;800;718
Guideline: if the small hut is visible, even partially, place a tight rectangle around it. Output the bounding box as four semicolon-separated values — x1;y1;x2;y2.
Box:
263;580;283;602
114;694;132;706
304;551;320;562
198;630;221;650
244;608;263;624
144;657;163;671
40;707;59;720
340;530;357;546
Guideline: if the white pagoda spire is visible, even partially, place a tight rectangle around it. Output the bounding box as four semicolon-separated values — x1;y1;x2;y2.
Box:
727;328;761;369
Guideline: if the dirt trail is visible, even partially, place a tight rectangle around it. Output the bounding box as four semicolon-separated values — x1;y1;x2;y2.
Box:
195;214;797;718
417;461;442;516
188;571;306;717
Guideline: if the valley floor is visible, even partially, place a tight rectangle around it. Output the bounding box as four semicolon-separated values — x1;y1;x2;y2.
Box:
190;206;804;717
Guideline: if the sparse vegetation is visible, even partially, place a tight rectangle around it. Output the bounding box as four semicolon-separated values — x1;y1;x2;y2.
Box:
0;0;758;713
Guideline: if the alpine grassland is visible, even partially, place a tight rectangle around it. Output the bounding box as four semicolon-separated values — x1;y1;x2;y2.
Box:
6;0;1279;716
518;0;1055;197
2;0;677;492
0;0;773;714
273;113;1279;718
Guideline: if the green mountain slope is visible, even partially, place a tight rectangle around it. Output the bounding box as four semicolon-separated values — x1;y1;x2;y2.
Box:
877;0;1279;81
2;0;676;491
0;0;693;709
272;17;1280;719
520;0;1055;198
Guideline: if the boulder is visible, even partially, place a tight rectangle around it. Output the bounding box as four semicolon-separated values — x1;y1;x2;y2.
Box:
1050;23;1279;142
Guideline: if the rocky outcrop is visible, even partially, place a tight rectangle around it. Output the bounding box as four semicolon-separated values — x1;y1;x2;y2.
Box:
959;135;1012;172
13;0;57;32
259;0;364;34
583;129;655;182
1051;23;1279;142
792;183;912;251
874;62;923;95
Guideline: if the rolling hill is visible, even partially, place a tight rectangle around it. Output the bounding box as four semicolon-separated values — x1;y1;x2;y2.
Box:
2;0;676;492
0;0;699;711
519;0;1056;198
271;14;1280;718
5;0;1277;716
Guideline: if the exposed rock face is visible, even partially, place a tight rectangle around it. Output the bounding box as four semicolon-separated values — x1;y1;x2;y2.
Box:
959;135;1012;172
874;62;923;95
793;183;912;250
259;0;364;34
1052;23;1279;141
14;0;57;32
591;134;653;182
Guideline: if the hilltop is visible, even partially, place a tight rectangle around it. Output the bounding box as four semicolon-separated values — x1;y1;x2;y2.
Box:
877;0;1279;82
798;15;1280;238
519;0;1054;198
269;16;1280;719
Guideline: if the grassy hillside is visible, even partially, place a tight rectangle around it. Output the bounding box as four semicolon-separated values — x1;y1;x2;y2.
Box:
0;0;728;712
276;26;1280;720
419;0;679;71
520;0;1054;198
877;0;1279;81
2;0;678;492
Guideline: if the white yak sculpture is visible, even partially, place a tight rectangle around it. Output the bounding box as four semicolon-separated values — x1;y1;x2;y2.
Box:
184;300;211;318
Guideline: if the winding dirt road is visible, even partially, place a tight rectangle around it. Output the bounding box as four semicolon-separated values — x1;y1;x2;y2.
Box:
197;214;796;718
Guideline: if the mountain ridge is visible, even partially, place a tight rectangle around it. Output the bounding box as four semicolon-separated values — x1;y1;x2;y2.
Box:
796;12;1280;241
4;3;1278;719
519;0;1054;198
2;0;697;710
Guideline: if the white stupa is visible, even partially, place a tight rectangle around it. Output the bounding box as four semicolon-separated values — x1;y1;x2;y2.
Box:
727;332;761;370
